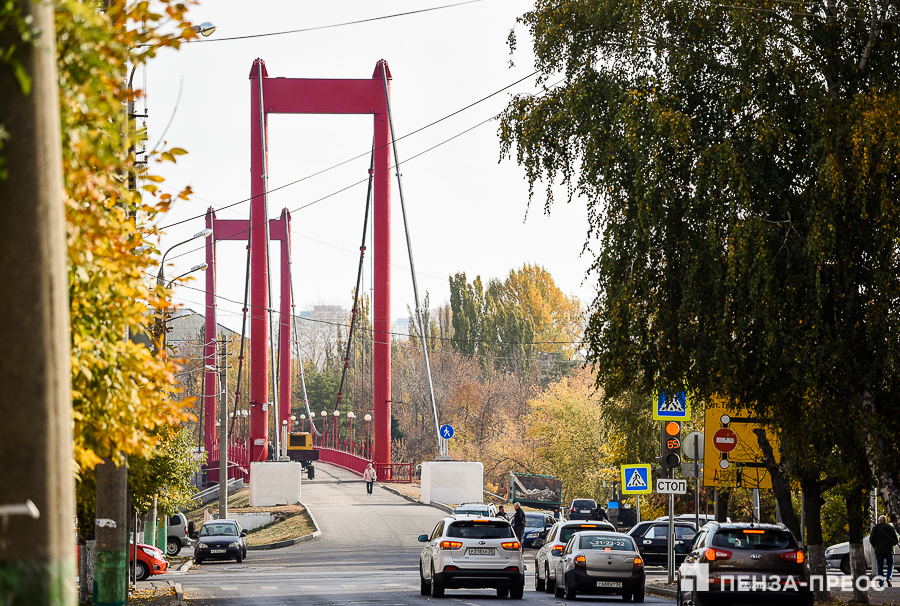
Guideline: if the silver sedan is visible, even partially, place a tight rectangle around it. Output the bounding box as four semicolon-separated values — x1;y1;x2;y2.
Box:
553;531;646;602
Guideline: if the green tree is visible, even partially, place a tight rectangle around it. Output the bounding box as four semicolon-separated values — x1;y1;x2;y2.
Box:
499;0;900;588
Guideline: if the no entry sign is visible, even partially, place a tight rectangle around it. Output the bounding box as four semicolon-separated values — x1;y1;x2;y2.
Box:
713;428;738;453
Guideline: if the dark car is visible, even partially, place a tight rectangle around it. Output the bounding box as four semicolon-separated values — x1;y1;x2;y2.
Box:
523;512;556;548
193;519;248;564
567;499;605;521
628;521;697;566
553;531;645;601
676;522;812;606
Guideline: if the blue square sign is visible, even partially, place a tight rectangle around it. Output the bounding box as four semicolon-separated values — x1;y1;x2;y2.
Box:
652;390;690;421
620;464;651;495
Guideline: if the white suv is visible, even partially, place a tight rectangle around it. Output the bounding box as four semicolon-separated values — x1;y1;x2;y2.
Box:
418;516;525;598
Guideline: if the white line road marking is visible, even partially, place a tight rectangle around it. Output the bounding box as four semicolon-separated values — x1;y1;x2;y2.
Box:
260;585;278;590
219;586;238;591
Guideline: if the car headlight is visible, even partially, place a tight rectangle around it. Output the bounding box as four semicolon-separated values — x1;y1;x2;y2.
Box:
198;544;209;549
229;542;240;548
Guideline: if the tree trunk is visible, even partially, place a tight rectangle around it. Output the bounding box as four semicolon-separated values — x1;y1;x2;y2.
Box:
847;484;869;603
0;1;73;604
715;489;730;522
753;428;802;540
95;458;128;605
801;477;830;601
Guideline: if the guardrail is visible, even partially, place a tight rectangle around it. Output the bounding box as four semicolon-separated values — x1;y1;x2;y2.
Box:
316;448;414;483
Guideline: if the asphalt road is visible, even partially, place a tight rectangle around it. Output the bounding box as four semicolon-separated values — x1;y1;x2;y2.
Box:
163;463;673;605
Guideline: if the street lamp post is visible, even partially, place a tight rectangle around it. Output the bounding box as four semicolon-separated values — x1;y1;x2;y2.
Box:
299;414;306;433
364;414;372;459
321;411;327;447
347;412;356;453
333;410;341;449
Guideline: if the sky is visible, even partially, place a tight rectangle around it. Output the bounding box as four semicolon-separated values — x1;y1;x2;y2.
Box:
145;0;596;333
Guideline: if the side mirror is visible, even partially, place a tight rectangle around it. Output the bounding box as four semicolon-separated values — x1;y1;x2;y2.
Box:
533;539;545;548
240;529;248;537
674;543;688;554
418;534;429;543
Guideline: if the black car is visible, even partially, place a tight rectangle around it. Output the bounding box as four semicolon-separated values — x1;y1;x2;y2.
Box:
628;521;697;566
567;499;606;521
193;519;248;564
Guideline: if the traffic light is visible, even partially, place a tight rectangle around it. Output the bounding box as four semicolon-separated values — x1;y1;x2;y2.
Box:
662;421;682;468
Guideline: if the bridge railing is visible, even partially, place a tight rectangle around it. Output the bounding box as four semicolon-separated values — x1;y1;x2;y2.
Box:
315;446;414;483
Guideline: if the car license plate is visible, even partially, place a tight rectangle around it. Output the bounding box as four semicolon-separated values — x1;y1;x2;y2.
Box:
738;580;768;591
597;581;622;588
468;548;494;555
211;549;226;554
580;509;591;513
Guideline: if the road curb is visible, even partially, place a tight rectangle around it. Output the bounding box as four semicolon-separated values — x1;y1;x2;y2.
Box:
175;559;192;573
246;500;322;551
646;582;677;599
379;484;453;514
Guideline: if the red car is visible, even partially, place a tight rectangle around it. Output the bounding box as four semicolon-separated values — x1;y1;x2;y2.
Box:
130;543;168;581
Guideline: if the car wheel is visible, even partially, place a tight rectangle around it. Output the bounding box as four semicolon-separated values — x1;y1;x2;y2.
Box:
676;579;684;606
554;574;565;598
420;562;430;595
546;564;555;593
564;573;577;600
511;584;524;599
841;555;851;576
166;539;181;556
236;552;243;564
497;588;509;597
430;564;444;597
134;561;150;582
535;560;545;592
633;586;644;603
194;556;202;565
622;592;632;602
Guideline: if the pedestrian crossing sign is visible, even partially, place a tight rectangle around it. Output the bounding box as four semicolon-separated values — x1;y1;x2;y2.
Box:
620;464;652;495
652;390;690;421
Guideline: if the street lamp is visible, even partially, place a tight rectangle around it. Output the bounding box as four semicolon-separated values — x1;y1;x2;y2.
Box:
321;410;328;447
364;414;372;459
190;22;217;37
299;413;306;432
347;412;356;453
156;229;213;287
165;263;208;289
332;410;341;449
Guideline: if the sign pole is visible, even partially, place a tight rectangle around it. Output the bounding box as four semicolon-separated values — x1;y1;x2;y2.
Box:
694;433;700;531
636;494;641;524
668;490;675;583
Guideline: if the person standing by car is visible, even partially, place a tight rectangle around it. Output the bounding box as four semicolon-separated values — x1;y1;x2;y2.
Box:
871;515;899;586
512;502;526;541
363;463;377;495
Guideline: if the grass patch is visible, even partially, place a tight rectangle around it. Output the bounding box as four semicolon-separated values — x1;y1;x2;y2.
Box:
244;506;316;546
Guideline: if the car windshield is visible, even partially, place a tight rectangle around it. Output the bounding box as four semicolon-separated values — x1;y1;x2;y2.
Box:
559;524;603;543
525;514;545;528
447;521;513;539
580;536;634;551
455;508;489;516
200;523;238;537
712;529;796;550
572;500;595;509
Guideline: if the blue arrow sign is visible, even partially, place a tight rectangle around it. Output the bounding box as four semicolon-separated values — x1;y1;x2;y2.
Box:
440;424;454;439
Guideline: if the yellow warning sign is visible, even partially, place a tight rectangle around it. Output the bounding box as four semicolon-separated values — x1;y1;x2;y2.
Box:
703;397;779;490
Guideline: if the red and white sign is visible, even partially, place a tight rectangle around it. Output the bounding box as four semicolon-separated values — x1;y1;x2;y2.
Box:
713;428;738;453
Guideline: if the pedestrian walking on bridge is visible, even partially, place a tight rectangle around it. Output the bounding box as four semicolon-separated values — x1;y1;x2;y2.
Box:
363;463;377;495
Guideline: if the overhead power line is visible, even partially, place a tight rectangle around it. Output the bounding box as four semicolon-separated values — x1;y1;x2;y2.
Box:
185;1;486;43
